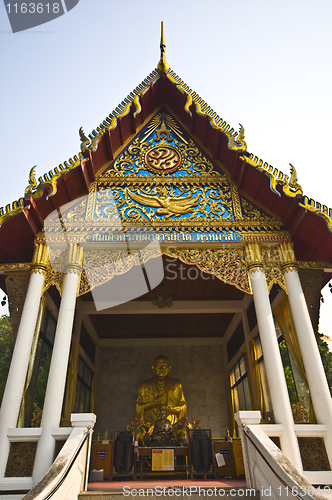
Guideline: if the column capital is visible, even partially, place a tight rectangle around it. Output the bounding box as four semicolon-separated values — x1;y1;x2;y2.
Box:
245;243;264;272
30;243;49;275
279;242;298;273
65;244;83;275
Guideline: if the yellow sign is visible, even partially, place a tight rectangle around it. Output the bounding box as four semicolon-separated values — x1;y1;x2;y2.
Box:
232;438;245;475
152;449;174;471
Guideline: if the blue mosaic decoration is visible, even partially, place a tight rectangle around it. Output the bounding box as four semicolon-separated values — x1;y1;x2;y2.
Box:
97;112;235;225
57;111;283;242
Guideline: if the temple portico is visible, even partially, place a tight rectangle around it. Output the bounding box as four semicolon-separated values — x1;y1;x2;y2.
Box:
0;25;332;498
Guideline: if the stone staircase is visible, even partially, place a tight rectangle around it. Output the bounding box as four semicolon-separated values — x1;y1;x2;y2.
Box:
78;488;260;499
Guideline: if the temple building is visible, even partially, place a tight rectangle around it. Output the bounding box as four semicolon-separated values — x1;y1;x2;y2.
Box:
0;23;332;499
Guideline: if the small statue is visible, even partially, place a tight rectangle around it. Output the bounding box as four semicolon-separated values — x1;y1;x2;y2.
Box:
136;355;187;426
152;410;174;443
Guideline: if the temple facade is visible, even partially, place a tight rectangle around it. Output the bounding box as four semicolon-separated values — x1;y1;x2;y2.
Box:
0;24;332;498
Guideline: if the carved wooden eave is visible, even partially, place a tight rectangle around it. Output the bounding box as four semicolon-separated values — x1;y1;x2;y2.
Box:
0;41;331;289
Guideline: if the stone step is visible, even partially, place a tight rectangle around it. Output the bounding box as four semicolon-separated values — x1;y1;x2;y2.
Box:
78;487;260;499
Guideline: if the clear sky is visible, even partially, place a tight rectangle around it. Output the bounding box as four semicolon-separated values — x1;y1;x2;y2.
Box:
0;0;331;332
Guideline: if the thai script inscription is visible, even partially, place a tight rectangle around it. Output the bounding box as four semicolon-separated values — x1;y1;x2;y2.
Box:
84;232;242;243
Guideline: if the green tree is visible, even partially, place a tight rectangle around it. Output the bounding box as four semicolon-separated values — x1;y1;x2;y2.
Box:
317;334;332;396
0;315;13;405
319;283;332;393
279;340;298;404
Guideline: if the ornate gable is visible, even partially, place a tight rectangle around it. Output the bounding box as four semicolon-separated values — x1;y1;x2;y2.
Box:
57;110;287;245
41;111;291;298
7;24;332;273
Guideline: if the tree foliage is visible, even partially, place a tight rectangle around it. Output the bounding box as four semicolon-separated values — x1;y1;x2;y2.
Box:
0;315;13;405
279;340;298;404
0;313;54;426
317;334;332;396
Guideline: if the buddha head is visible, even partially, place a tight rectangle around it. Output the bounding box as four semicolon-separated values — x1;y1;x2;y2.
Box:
152;355;171;379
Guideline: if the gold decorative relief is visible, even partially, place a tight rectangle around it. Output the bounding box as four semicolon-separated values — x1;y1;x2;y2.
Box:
144;143;182;174
75;245;288;297
42;265;64;297
64;197;87;221
86;181;97;221
37;112;285;241
5;442;37;477
125;187;201;218
261;246;287;293
298;437;330;471
94;112;283;235
0;263;30;271
163;247;250;294
245;243;286;293
78;247;161;297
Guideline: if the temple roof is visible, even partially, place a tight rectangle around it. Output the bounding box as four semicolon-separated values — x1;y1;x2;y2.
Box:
0;24;331;273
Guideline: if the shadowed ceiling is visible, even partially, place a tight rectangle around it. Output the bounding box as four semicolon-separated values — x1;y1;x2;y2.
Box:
80;255;245;303
81;256;245;340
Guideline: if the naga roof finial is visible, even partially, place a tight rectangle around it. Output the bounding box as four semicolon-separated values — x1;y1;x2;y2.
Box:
158;21;169;73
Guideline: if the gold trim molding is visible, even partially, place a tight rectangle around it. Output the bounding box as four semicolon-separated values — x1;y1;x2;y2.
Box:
30;243;49;275
239;156;303;200
279;242;299;273
300;196;332;233
0;263;30;271
65;244;83;275
245;243;264;273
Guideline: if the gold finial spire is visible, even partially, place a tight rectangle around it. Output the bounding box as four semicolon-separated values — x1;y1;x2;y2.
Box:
158;21;169;72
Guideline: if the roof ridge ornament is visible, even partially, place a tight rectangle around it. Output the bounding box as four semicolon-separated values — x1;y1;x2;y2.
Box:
158;21;169;73
25;166;37;196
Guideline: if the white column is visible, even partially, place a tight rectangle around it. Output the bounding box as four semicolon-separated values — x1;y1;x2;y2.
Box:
284;268;332;462
32;245;81;485
0;246;47;479
246;244;302;471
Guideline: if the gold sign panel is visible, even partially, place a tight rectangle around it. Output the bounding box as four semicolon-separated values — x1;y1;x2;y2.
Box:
152;449;175;471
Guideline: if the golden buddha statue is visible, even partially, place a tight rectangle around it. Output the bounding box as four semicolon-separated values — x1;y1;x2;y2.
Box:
136;355;187;426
